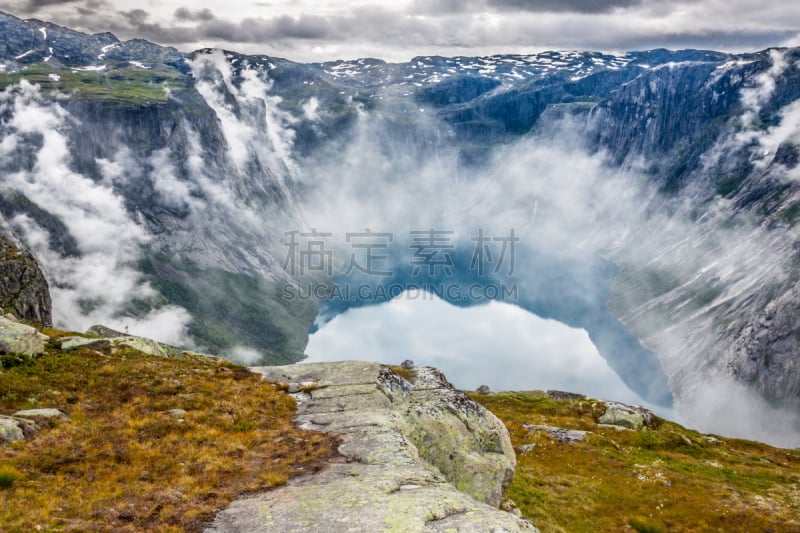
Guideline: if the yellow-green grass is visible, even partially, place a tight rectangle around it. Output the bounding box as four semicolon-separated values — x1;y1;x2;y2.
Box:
0;331;338;532
387;365;416;383
0;64;188;105
470;391;800;533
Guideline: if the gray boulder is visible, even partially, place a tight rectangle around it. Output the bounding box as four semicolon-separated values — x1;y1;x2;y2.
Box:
598;402;655;430
0;417;25;443
0;315;47;356
60;333;167;357
13;408;69;422
60;337;112;352
0;415;38;443
523;424;588;444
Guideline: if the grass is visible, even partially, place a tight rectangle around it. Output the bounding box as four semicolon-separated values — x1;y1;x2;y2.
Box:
470;391;800;533
387;365;416;383
0;329;338;531
0;63;190;106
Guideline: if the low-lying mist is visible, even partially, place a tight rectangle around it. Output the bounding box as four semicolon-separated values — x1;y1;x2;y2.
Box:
2;49;799;447
294;92;800;446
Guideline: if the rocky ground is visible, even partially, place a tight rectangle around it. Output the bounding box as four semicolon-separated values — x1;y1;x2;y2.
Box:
207;361;536;532
1;316;798;531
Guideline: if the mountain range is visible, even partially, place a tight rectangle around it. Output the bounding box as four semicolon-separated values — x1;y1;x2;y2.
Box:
1;11;799;446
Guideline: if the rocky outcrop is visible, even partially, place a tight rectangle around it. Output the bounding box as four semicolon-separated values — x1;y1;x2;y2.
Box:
206;361;535;532
60;334;167;357
0;314;47;356
58;325;224;362
0;417;27;443
0;234;51;327
523;424;588;444
0;409;69;443
598;402;655;431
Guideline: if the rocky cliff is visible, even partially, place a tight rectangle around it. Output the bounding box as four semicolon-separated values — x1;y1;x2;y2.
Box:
0;231;51;327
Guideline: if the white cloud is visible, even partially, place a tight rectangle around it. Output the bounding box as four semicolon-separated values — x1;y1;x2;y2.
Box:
0;81;192;345
228;345;264;365
4;0;798;62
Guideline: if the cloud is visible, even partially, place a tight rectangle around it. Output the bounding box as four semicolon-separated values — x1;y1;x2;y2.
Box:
4;0;797;61
21;0;81;13
414;0;644;15
173;7;215;22
489;0;642;12
0;81;193;346
228;345;264;365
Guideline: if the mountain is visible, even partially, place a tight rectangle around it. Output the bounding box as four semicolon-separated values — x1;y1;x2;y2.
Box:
0;11;799;445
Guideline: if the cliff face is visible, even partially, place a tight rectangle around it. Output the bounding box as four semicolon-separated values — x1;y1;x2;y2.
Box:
0;233;51;327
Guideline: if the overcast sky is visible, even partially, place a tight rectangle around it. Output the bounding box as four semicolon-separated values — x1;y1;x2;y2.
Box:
1;0;798;62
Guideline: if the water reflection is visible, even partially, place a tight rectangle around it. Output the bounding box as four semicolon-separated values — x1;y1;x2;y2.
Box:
305;291;681;422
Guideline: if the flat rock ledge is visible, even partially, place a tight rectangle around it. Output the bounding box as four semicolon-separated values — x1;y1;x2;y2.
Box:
206;361;538;532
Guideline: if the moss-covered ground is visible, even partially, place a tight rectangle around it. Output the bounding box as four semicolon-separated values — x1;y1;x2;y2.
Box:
0;63;189;105
470;391;800;533
0;329;338;532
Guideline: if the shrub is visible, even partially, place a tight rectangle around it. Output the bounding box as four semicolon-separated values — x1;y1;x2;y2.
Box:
628;518;666;533
0;465;22;488
0;352;34;369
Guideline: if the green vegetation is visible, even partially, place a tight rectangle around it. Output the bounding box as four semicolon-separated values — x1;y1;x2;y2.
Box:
0;465;22;488
0;352;35;370
387;365;416;382
715;176;746;197
782;202;800;226
139;252;317;363
470;391;800;532
0;329;338;531
0;63;190;105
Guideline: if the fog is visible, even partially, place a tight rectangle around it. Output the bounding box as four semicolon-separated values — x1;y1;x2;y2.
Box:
0;81;193;345
1;50;799;445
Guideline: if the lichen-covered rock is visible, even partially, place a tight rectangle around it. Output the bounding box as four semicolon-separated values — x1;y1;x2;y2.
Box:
523;424;588;443
112;336;168;357
0;415;38;443
60;337;112;352
0;234;52;327
398;366;516;507
598;402;655;430
61;332;167;357
0;417;25;443
0;315;47;356
13;408;69;422
206;361;536;533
